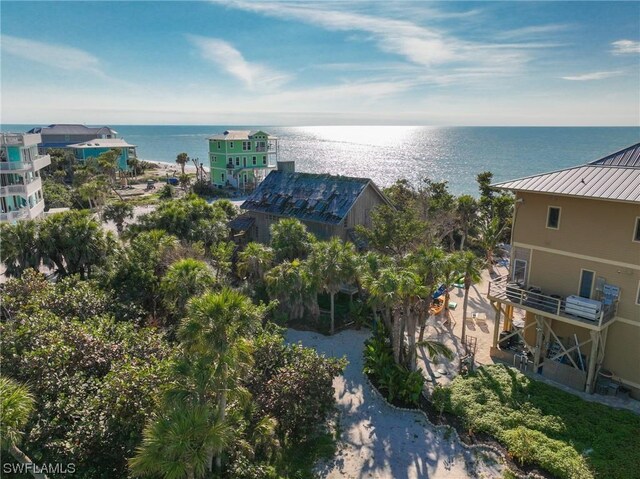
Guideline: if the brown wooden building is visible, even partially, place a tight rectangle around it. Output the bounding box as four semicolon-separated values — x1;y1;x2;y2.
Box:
232;170;390;244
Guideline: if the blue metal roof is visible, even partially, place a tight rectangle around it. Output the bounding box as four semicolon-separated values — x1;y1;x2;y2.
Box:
241;171;372;225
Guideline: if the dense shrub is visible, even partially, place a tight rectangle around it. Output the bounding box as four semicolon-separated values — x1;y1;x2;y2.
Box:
247;330;346;443
363;322;425;405
431;364;640;479
0;273;174;479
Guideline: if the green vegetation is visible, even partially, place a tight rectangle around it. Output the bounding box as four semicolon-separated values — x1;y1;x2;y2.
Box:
432;364;640;479
0;195;346;478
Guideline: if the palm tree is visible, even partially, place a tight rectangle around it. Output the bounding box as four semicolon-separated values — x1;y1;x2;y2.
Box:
129;404;231;479
161;259;216;322
176;152;189;175
409;246;445;341
269;218;315;262
178;289;263;472
0;221;41;277
102;200;134;235
477;216;506;275
237;242;274;284
0;377;48;479
439;253;462;323
458;251;484;345
265;260;307;320
456;194;478;250
308;238;354;334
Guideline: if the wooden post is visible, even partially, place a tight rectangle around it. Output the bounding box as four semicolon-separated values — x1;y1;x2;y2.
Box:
585;330;600;394
533;315;544;372
493;306;502;348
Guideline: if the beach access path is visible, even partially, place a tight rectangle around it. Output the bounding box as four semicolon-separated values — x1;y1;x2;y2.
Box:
286;329;503;479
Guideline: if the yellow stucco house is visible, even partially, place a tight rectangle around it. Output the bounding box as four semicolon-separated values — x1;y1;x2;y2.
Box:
487;143;640;398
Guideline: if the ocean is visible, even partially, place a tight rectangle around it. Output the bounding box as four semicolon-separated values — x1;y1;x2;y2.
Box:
4;125;639;196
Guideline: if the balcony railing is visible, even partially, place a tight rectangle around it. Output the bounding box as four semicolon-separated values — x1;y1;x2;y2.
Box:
0;177;42;198
0;155;50;172
488;274;617;329
0;208;29;222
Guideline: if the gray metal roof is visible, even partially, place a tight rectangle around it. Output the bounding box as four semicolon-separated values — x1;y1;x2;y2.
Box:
27;124;118;136
242;171;378;224
589;143;640;167
493;142;640;203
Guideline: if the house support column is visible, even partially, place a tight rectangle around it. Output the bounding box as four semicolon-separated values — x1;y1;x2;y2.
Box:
585;330;601;394
533;315;544;372
492;307;502;348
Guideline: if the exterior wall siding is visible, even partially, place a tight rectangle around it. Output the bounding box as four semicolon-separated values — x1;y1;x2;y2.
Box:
244;183;386;244
527;249;639;322
508;190;640;396
513;192;640;266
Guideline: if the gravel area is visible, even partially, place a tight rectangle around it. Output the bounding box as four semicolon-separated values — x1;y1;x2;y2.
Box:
286;329;504;479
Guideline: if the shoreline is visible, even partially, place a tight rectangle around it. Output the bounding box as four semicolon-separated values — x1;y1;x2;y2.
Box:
144;159;206;175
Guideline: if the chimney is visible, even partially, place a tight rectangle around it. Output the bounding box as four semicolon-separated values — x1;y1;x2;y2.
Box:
277;160;295;173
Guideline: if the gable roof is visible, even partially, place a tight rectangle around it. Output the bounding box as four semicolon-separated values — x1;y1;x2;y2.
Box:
208;130;277;141
27;124;118;136
492;143;640;204
241;171;387;225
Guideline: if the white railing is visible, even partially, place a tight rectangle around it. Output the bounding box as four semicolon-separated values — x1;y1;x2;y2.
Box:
0;208;29;222
488;274;617;328
0;155;50;172
31;154;51;171
29;199;45;219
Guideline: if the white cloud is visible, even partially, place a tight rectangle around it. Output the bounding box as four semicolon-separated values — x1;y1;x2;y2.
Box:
561;71;623;81
186;35;291;90
212;0;545;70
611;39;640;55
494;24;571;40
0;34;104;76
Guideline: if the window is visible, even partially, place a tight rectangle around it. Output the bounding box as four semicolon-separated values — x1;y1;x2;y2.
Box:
547;206;561;229
235;157;240;166
633;217;640;242
262;157;266;165
242;141;251;151
221;173;225;183
512;259;527;284
229;142;233;149
217;141;221;149
579;269;595;299
252;157;257;165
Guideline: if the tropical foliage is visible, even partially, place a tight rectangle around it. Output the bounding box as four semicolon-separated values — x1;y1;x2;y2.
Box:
432;364;640;479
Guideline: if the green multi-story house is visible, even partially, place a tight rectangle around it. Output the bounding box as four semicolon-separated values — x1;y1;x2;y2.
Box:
208;130;278;190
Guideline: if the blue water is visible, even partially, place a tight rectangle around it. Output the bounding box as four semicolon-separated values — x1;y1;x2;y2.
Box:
3;125;638;196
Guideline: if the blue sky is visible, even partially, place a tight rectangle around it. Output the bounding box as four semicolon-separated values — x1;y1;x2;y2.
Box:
1;1;639;125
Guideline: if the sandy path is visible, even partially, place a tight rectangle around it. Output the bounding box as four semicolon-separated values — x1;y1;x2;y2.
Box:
286;329;503;479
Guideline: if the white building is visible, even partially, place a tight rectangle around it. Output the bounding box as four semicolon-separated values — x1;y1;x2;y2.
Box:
0;133;51;222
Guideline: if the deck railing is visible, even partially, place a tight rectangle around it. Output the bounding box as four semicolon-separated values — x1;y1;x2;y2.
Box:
488;275;617;328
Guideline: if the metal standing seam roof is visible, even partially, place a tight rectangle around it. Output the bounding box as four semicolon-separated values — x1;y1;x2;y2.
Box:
241;171;378;225
492;143;640;203
27;124;118;136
